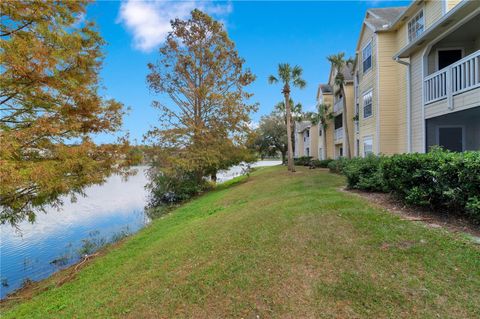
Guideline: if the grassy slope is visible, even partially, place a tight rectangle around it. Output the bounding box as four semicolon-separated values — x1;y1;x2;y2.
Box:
2;166;479;318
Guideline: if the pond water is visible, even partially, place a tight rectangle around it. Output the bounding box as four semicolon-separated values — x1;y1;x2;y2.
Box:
0;161;281;299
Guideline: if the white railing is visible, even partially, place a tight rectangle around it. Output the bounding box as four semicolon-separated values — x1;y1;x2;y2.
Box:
334;127;343;140
424;50;480;107
334;97;344;113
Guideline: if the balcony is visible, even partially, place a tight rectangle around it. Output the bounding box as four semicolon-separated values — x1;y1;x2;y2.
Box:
334;127;343;141
333;97;344;114
424;50;480;109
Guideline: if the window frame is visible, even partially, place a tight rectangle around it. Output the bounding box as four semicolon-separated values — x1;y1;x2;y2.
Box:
407;9;425;43
362;89;373;119
363;136;373;157
361;40;372;74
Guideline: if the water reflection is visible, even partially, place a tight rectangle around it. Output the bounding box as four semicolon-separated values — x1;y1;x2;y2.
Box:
0;161;281;298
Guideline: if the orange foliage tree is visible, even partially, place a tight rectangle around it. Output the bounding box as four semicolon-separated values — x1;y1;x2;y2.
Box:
0;1;133;225
145;10;257;182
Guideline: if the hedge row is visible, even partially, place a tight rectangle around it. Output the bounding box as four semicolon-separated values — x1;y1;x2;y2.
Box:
327;149;480;222
294;156;333;168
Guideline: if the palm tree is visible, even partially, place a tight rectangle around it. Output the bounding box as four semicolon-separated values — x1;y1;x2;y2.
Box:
327;53;354;158
308;103;333;160
274;99;302;155
269;64;306;172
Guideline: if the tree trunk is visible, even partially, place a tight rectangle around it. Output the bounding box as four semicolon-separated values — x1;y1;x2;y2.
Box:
341;86;351;158
284;90;295;172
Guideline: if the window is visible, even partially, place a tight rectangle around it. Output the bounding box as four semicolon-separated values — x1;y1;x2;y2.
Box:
363;136;373;157
319;148;323;160
319;127;322;136
363;90;373;118
306;147;310;157
362;41;372;73
306;130;310;138
408;10;424;42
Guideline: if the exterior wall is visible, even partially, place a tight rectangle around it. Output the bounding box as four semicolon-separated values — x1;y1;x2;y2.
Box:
424;0;443;28
447;0;462;12
409;51;425;153
344;84;356;157
295;130;305;157
317;92;335;159
426;106;480;150
357;26;378;156
310;124;319;159
377;32;405;154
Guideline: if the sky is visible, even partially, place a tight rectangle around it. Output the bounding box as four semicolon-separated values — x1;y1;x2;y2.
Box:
87;0;411;144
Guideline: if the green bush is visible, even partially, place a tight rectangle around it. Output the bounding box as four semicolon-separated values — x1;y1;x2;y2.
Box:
342;155;387;192
382;149;480;221
311;159;333;168
327;157;349;174
148;170;212;208
294;156;313;166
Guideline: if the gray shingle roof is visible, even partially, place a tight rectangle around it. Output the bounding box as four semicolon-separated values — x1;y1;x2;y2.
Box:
319;84;332;93
366;7;407;31
341;64;354;81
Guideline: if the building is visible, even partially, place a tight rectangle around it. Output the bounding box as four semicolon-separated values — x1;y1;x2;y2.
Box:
354;0;479;156
296;0;479;160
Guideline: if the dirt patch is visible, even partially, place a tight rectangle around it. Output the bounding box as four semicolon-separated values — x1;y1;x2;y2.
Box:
341;188;480;239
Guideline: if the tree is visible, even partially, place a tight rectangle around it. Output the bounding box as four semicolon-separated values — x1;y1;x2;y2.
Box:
0;1;132;226
145;9;256;184
327;53;354;158
274;98;302;155
268;64;306;172
305;104;334;159
252;113;287;163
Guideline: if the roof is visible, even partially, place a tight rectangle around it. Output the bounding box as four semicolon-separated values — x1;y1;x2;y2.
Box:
296;121;311;133
341;64;354;82
365;7;407;31
319;84;332;94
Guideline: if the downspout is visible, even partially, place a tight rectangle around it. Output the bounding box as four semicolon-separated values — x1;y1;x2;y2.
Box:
394;57;411;153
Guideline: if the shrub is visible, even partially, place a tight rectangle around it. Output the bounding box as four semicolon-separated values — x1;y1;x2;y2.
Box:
382;149;480;219
294;156;313;166
342;155;387;192
148;170;212;208
311;159;333;168
330;149;480;222
327;157;349;174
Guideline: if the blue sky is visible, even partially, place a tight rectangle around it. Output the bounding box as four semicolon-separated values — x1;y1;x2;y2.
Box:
87;0;410;144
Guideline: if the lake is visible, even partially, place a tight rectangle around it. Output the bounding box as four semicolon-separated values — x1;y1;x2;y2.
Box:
0;161;281;299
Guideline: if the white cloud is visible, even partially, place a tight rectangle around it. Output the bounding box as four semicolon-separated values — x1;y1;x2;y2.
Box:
117;0;233;52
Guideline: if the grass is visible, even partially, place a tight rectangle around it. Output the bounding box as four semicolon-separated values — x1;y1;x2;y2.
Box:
1;166;479;318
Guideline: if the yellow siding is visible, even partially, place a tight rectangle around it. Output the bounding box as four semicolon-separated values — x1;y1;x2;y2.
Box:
424;0;443;28
377;32;404;155
447;0;462;11
356;26;378;155
317;93;335;159
344;84;356;157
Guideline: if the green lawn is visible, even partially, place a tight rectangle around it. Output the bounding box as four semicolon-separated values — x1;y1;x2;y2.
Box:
2;166;479;318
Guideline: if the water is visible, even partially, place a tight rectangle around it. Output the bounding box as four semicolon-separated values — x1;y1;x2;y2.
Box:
0;161;281;299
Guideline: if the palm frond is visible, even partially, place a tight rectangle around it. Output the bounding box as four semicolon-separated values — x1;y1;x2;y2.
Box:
293;78;306;89
278;63;291;83
268;75;278;84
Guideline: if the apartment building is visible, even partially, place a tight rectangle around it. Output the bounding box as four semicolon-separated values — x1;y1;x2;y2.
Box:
295;0;479;160
295;63;355;160
354;0;479;156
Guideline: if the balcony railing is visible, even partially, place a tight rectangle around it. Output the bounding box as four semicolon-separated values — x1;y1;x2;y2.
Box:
333;97;344;114
424;50;480;107
334;127;343;141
